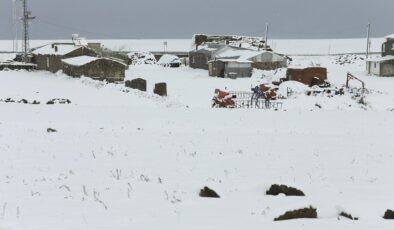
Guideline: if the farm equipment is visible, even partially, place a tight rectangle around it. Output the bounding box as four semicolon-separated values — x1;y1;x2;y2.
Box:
212;84;283;110
346;72;365;91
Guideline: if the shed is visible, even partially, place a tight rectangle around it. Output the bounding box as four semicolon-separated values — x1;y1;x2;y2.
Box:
157;54;182;68
62;56;127;82
208;59;252;79
189;43;223;70
286;67;327;86
366;56;394;77
32;43;98;73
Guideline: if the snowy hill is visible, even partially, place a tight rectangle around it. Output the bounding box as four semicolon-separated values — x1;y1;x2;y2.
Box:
1;42;394;230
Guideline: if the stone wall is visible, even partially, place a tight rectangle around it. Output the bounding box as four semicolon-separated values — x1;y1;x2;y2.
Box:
252;61;287;70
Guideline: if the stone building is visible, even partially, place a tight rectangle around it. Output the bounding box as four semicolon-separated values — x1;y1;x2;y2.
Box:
31;43;98;73
62;56;127;82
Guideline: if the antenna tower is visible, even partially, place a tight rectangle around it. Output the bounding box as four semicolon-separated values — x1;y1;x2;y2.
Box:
21;0;35;62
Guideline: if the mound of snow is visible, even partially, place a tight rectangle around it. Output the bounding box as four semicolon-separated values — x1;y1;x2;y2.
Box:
278;81;309;97
157;54;181;65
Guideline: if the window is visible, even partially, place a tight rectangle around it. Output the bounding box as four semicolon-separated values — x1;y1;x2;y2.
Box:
374;62;377;68
192;56;195;64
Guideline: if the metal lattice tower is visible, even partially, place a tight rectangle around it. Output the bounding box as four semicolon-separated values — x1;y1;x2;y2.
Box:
21;0;35;62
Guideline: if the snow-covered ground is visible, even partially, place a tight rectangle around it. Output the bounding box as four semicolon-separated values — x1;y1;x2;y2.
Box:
0;40;394;230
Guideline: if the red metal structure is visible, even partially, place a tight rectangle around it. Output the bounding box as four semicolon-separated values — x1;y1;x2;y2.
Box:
346;72;365;89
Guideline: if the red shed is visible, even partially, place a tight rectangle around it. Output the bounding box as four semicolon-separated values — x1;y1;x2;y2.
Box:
286;67;327;86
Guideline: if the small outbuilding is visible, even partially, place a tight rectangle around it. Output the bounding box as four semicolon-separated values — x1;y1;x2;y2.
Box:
157;54;182;68
208;59;252;79
286;67;327;86
62;56;127;82
189;43;223;70
366;56;394;77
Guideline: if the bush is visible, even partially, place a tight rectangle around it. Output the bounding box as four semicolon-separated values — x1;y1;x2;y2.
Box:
266;184;305;196
383;209;394;219
274;206;317;221
339;211;358;220
47;128;57;133
199;187;220;198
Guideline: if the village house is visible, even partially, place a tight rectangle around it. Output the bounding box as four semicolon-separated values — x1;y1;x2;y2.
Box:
31;43;98;73
62;56;127;82
366;34;394;77
190;43;287;78
189;40;287;76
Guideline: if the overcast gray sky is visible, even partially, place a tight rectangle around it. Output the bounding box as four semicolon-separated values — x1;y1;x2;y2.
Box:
0;0;392;39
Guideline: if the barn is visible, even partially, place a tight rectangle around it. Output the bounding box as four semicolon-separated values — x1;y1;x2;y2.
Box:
62;56;127;82
31;43;98;73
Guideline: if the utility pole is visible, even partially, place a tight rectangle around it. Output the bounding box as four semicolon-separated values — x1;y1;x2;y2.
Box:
264;23;269;50
12;0;19;52
21;0;35;62
366;23;371;59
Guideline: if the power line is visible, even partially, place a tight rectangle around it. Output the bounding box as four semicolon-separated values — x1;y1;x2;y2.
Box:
35;18;131;39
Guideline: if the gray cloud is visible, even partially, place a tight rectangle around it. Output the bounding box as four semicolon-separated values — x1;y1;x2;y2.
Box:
0;0;392;39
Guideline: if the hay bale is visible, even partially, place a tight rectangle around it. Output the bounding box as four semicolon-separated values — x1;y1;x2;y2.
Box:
199;186;220;198
274;206;317;221
383;209;394;219
125;78;147;92
339;211;358;220
266;184;305;196
154;82;167;96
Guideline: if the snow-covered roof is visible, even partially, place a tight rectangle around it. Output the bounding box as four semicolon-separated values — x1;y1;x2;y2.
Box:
32;43;82;56
384;34;394;39
158;54;181;64
366;55;394;63
62;56;99;66
213;46;285;62
62;56;127;67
